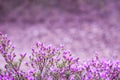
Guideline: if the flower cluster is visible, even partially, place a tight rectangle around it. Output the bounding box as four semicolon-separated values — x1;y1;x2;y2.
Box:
0;32;120;80
81;56;120;80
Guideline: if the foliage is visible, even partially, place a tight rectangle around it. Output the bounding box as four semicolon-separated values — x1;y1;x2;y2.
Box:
0;32;120;80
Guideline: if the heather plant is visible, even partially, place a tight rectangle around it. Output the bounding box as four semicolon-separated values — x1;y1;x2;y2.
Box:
0;32;26;80
0;32;120;80
26;42;81;80
81;56;120;80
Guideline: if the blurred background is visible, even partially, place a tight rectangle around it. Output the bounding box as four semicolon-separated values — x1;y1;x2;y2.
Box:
0;0;120;60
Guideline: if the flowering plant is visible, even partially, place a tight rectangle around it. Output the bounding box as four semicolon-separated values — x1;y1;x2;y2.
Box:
0;32;120;80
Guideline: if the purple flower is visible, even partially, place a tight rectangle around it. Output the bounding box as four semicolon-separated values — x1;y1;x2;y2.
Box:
0;32;120;80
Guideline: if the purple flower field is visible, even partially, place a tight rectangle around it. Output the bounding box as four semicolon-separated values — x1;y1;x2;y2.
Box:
0;0;120;80
0;32;120;80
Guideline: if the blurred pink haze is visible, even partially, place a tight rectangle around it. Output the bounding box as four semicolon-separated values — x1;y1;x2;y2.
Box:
0;0;120;60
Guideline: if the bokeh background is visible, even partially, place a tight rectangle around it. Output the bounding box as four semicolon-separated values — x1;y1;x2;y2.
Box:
0;0;120;60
